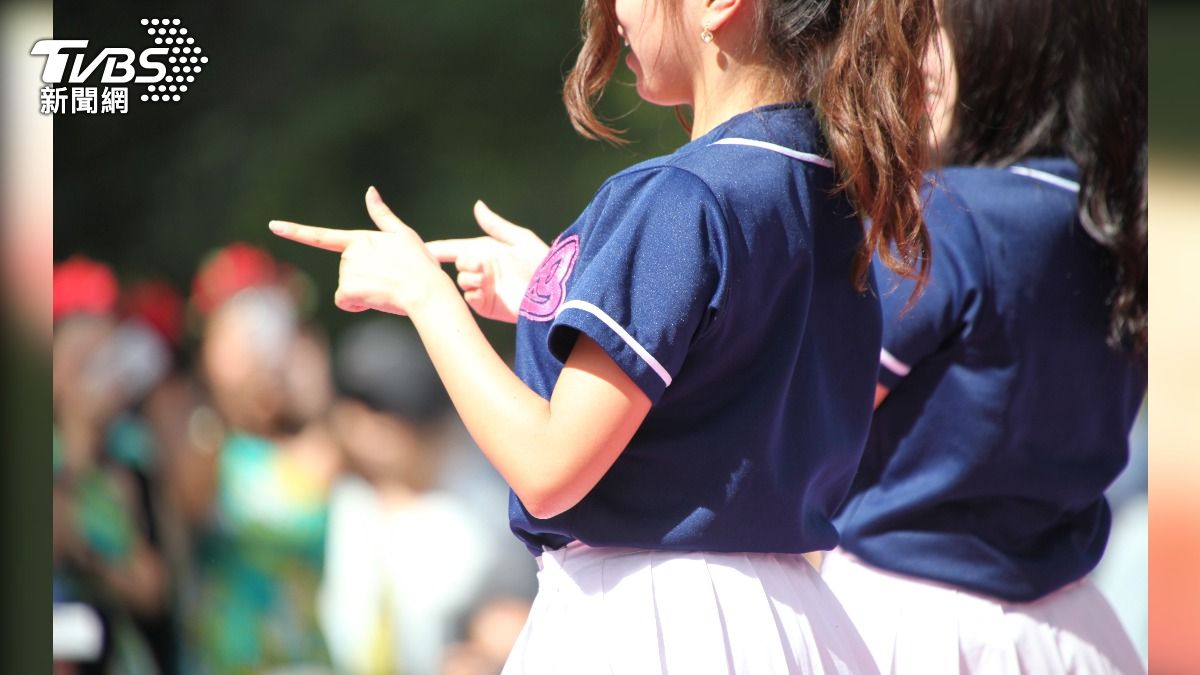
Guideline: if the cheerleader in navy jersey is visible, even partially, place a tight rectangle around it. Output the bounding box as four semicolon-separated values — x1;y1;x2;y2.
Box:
823;0;1147;672
271;0;940;672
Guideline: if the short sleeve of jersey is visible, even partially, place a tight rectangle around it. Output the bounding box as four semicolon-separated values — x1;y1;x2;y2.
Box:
546;167;727;404
875;178;988;389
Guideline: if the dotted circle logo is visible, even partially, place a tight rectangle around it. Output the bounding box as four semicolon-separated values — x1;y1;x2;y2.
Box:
139;18;207;104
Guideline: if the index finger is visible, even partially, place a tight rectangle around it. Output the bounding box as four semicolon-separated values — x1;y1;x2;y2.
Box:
424;237;485;263
269;220;357;252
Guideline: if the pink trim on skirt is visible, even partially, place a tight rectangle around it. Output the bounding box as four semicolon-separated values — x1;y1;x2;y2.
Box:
501;542;879;674
820;548;1146;674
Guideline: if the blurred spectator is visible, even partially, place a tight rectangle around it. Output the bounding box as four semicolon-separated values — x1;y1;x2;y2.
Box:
439;597;530;675
319;318;493;675
435;428;539;605
52;258;176;674
53;258;119;325
177;245;340;674
124;280;188;352
52;244;540;674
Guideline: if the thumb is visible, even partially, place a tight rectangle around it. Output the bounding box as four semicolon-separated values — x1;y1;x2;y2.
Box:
474;200;530;245
365;186;410;234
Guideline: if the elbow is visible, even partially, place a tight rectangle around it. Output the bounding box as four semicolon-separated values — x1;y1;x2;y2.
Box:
515;481;585;521
524;503;561;521
503;428;625;520
519;491;576;521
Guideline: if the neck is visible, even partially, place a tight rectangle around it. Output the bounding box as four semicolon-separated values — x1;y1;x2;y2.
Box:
688;35;790;139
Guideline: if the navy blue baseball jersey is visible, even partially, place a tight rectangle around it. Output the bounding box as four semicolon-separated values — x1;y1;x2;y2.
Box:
834;158;1147;602
509;103;883;556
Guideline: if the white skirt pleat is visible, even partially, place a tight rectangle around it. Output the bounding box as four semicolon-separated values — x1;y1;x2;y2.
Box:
820;548;1146;675
501;541;879;675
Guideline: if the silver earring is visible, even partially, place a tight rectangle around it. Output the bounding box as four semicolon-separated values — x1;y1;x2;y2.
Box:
701;25;714;43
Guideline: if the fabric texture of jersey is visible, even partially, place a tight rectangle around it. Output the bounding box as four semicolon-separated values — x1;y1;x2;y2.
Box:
509;104;882;556
834;158;1147;602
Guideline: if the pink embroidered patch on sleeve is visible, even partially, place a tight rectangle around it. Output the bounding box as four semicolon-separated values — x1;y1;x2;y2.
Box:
519;234;580;322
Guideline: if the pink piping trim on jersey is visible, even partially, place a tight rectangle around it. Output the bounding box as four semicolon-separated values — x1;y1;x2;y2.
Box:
555;300;673;387
1007;166;1081;193
880;348;912;378
711;138;835;169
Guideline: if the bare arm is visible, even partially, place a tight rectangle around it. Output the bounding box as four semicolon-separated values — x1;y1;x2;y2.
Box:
408;285;650;517
272;188;650;518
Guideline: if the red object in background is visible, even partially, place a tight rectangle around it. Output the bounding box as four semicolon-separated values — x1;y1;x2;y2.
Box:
124;280;186;347
53;256;119;322
190;243;281;316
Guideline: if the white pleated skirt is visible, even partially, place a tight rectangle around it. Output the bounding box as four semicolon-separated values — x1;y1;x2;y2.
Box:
820;549;1146;675
500;541;880;674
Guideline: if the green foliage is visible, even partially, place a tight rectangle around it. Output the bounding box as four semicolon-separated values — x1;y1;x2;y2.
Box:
55;1;687;347
1150;4;1200;156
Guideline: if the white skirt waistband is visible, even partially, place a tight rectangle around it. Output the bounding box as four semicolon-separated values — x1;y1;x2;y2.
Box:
503;543;878;675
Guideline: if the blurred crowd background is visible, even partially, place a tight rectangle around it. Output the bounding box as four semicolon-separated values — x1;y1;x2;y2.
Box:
50;248;542;675
30;2;691;673
0;0;1191;672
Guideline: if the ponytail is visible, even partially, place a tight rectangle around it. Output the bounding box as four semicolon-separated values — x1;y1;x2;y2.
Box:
757;0;935;294
810;0;934;294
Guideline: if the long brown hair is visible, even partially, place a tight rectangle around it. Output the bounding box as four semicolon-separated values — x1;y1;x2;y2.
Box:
563;0;935;294
938;0;1147;353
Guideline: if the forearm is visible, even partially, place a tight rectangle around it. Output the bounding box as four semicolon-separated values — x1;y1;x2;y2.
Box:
270;194;638;517
406;277;580;515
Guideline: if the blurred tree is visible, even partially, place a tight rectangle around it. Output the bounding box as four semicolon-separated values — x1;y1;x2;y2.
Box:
55;1;687;348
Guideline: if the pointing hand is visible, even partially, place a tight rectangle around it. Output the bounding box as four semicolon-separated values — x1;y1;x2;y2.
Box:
270;187;447;316
424;201;549;323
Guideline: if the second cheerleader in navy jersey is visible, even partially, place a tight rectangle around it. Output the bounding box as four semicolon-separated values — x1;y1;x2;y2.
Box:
824;0;1147;672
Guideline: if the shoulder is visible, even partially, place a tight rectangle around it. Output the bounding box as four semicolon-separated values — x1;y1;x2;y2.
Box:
923;170;980;231
589;105;836;218
920;170;987;254
876;171;990;300
576;162;730;245
929;162;1078;232
596;159;723;207
922;168;1033;259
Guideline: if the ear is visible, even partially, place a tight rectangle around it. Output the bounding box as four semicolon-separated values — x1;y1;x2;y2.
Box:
703;0;745;33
